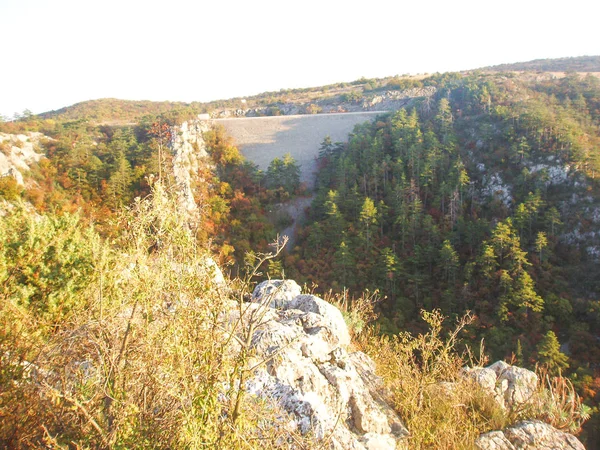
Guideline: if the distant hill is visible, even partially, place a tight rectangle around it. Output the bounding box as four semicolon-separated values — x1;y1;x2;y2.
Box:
35;56;600;126
39;98;206;125
481;55;600;72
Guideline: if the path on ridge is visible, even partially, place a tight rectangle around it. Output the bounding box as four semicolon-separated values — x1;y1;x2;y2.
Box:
214;111;387;188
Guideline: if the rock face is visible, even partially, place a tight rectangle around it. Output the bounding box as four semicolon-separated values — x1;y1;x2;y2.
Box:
476;421;585;450
243;280;408;449
169;119;210;218
465;362;585;449
463;361;538;410
0;132;45;185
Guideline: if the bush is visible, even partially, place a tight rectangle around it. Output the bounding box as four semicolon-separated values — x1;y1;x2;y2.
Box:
0;176;23;200
0;205;99;328
0;184;309;449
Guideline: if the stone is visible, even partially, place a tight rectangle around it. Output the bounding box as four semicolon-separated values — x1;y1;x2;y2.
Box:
504;421;584;449
476;431;516;450
497;366;538;408
0;132;45;185
242;282;409;449
462;367;497;395
252;279;302;308
169;119;210;219
476;421;585;450
286;294;351;348
465;361;538;410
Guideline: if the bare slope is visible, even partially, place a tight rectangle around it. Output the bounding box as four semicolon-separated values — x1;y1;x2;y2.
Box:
214;112;385;187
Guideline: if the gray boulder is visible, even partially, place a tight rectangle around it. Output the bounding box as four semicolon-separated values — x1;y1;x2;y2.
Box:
476;421;585;450
242;282;408;449
252;280;350;347
463;361;538;410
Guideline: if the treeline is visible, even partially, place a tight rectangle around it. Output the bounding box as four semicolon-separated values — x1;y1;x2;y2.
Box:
285;72;600;441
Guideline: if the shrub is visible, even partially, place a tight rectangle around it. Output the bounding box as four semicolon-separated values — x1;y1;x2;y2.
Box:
0;176;23;200
0;184;310;449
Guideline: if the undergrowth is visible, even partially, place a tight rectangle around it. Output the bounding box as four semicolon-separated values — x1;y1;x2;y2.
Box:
0;183;589;448
0;184;311;449
326;289;590;449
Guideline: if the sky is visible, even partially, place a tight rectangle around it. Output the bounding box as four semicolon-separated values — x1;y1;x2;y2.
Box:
1;0;599;118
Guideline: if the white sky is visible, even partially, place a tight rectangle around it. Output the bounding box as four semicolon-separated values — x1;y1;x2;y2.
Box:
1;0;598;118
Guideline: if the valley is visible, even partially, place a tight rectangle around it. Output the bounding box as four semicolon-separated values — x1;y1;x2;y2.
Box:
1;57;600;449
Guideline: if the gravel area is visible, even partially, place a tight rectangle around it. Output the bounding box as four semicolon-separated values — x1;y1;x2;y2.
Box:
214;112;384;188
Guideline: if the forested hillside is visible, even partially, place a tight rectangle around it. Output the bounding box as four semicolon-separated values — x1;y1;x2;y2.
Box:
38;98;207;125
0;114;307;269
283;71;600;443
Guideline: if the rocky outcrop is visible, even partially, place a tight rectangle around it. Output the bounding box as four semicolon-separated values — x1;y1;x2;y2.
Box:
0;132;45;185
239;279;409;449
169;119;210;218
476;421;585;450
463;361;538;410
211;87;436;118
243;281;587;449
465;362;586;449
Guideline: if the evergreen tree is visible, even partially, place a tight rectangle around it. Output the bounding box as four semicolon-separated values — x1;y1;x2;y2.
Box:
107;151;133;209
537;330;569;376
359;197;378;249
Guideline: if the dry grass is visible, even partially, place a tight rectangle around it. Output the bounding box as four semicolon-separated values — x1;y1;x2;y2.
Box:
0;184;313;449
330;299;591;449
354;311;505;449
522;370;592;434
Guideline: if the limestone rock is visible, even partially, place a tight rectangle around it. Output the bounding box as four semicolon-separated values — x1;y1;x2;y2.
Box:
252;279;302;308
243;282;408;449
496;365;538;408
287;294;351;348
476;421;585;450
476;431;516;450
169;120;210;218
253;280;351;348
0;132;45;185
464;361;538;410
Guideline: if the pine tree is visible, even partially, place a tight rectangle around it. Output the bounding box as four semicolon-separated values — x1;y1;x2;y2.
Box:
359;197;378;249
535;232;548;263
537;330;569;376
440;240;459;284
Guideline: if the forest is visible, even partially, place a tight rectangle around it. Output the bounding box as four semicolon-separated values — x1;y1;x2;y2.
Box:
281;71;600;442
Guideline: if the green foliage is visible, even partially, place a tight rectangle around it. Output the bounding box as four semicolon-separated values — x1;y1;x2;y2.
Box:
290;72;600;424
0;176;23;200
265;153;301;199
0;206;99;327
537;331;570;376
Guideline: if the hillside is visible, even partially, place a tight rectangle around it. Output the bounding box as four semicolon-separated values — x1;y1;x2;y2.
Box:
482;55;600;73
38;98;206;125
30;56;599;127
